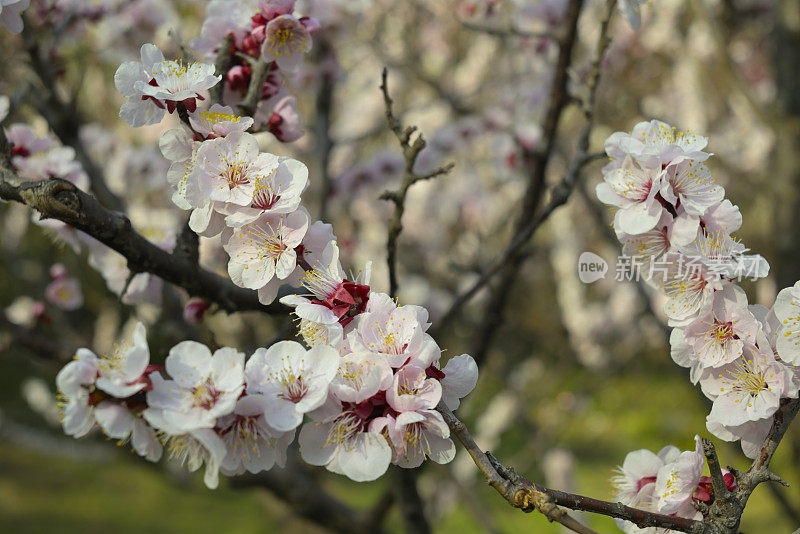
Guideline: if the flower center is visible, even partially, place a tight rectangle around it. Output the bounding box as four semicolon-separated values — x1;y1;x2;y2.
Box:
225;163;251;189
728;359;769;397
711;321;734;344
325;411;365;449
275;368;307;402
166;434;208;471
192;378;222;409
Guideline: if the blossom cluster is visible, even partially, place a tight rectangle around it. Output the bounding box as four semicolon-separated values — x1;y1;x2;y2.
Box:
598;120;800;530
194;0;315;141
57;302;477;487
50;4;479;488
611;436;736;533
114;0;313;140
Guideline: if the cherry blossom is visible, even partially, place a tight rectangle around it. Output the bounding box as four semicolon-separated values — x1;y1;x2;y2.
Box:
347;292;439;368
93;322;152;398
261;14;312;74
94;402;163;462
224;208;309;292
262;94;305;142
114;43;220;127
220;151;309;227
244;341;339;431
146;342;245;432
773;281;800;365
144;408;227;489
596;155;666;236
653;436;704;518
700;338;797;427
56;348;100;438
193;131;270;206
218;395;294;475
612;445;680;508
386;364;442;412
298;411;392;481
375;409;455;468
670;284;759;382
615;211;672;260
660;160;724;220
55;322;158;457
45;274;84;311
328;352;393;404
652;254;725;327
192;0;259;59
604;120;710;170
183;298;212;324
706;416;773;460
189;104;255;139
281;240;371;327
676;229;769;282
439;354;479;410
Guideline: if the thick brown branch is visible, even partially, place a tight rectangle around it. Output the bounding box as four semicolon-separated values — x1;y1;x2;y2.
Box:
0;131;284;315
21;25;124;212
0;178;284;315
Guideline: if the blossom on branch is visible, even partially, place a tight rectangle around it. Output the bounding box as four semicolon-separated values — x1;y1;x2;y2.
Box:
115;43;220;127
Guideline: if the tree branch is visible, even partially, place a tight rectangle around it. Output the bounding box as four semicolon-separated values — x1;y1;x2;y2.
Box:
209;35;234;104
232;463;389;534
435;0;612;339
437;402;704;534
239;59;271;117
0;132;285;315
21;25;124;212
379;67;455;299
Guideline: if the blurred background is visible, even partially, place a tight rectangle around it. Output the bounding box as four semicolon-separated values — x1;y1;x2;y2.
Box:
1;0;799;532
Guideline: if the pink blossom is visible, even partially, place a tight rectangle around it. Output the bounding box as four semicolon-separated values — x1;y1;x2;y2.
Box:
189;104;255;139
670;284;759;382
263;94;305;143
244;341;339;431
183;298;211;324
298;411;391;481
261;14;312;74
115;43;220;127
45;276;84;311
700;339;797;426
386;365;442;412
224;208;309;291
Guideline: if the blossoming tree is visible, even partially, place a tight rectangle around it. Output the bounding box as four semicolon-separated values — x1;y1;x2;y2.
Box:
1;1;799;533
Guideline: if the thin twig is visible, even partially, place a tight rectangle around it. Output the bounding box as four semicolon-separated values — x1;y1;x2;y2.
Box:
434;0;613;340
436;402;679;534
460;19;557;40
379;67;455;299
